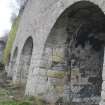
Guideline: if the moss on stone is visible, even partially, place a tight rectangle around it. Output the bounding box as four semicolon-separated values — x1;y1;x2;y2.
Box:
47;70;65;79
3;16;20;64
55;86;64;93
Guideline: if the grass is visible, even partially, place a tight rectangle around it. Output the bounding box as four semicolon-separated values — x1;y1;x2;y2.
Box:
0;87;33;105
0;86;65;105
0;88;47;105
0;101;18;105
0;97;33;105
0;88;9;96
0;100;33;105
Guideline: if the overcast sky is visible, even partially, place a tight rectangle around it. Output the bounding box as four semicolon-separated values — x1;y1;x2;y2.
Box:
0;0;20;38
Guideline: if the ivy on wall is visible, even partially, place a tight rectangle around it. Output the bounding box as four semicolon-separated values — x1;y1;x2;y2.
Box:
2;16;20;64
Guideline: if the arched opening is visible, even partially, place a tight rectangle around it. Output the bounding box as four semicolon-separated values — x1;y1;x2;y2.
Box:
11;47;18;77
40;1;105;105
18;37;33;85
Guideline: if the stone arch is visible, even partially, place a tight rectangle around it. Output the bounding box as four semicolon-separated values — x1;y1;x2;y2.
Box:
17;36;33;85
40;1;105;104
11;47;18;76
12;47;18;63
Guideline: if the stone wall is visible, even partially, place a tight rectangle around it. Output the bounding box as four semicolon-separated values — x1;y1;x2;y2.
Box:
7;0;105;104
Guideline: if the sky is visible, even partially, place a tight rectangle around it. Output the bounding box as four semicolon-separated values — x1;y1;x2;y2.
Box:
0;0;20;38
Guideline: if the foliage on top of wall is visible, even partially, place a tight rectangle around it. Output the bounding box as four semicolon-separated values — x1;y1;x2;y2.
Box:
2;16;20;64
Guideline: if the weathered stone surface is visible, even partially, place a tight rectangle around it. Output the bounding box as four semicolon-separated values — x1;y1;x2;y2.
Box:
7;0;105;104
